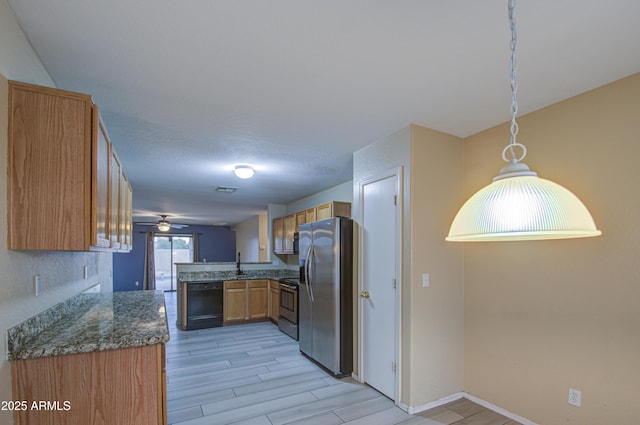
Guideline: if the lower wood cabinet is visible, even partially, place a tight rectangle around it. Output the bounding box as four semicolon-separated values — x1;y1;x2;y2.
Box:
223;281;247;322
248;280;269;320
268;280;280;323
11;344;167;425
224;280;269;324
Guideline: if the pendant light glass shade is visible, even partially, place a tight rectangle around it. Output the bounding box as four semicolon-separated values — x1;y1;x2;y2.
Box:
446;167;601;242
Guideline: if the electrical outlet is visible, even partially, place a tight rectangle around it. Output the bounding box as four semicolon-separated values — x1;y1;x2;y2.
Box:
422;273;430;287
568;388;582;407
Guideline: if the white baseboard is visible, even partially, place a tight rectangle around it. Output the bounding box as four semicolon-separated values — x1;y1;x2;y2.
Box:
462;393;538;425
399;392;538;425
397;392;465;414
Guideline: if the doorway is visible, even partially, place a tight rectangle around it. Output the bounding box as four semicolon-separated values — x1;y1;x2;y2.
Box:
358;168;402;401
154;234;194;291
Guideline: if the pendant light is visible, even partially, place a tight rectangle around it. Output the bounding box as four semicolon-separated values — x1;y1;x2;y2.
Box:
446;0;601;242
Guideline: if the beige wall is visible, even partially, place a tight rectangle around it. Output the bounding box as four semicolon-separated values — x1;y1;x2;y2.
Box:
408;125;465;407
0;4;113;424
353;124;465;409
463;73;640;424
232;215;261;262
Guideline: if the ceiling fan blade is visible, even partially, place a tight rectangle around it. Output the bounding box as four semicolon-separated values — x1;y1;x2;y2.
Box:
171;224;189;229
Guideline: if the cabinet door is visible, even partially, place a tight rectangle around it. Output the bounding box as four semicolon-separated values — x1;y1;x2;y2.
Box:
272;217;284;254
332;201;352;218
295;211;306;232
91;106;111;248
316;203;334;220
269;281;280;322
8;82;92;250
12;344;163;425
305;207;317;223
119;171;130;250
109;147;122;250
125;181;133;248
247;280;268;320
224;281;247;322
283;214;296;253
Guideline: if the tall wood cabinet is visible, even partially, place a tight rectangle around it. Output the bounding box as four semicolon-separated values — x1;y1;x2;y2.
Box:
7;81;132;251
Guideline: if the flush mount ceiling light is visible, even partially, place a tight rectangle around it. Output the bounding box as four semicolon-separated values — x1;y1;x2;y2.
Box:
234;165;255;179
446;0;601;242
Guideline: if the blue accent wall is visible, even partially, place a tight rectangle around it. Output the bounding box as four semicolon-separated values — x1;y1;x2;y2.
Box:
113;224;236;291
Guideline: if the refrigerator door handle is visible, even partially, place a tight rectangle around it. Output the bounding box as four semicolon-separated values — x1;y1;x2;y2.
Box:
304;244;313;301
308;246;315;302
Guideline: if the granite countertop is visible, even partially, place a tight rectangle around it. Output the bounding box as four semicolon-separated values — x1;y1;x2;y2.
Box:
179;269;299;282
8;290;170;361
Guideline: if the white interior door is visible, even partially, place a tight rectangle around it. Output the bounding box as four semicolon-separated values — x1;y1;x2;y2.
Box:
361;173;399;399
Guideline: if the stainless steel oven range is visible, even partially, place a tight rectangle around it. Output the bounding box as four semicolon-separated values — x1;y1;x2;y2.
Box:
278;278;299;340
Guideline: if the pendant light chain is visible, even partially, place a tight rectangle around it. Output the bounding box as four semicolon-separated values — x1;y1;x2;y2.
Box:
503;0;527;164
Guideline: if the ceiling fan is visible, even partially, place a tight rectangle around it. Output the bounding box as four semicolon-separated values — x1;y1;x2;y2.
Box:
137;215;189;232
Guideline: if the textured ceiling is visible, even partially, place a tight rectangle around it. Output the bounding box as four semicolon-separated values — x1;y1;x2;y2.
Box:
7;0;640;226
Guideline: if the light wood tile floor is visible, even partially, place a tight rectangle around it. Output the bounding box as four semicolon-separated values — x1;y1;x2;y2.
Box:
164;292;521;425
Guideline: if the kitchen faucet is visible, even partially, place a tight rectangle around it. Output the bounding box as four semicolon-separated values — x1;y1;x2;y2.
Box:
236;252;243;275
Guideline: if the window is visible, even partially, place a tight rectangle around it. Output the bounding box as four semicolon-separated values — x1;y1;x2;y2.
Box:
154;235;193;291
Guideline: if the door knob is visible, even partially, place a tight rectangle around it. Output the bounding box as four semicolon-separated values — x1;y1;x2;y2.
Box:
360;291;370;299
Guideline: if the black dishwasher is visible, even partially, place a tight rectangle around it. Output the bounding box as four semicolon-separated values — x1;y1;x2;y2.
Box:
177;280;224;330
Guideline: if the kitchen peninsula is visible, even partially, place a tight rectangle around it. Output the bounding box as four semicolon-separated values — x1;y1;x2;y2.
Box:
176;262;299;329
8;290;169;425
176;261;299;282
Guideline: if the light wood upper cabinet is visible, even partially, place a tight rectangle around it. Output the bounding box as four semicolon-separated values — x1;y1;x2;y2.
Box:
272;213;297;255
295;211;306;232
305;207;317;223
119;171;133;251
8;81;132;252
272;216;284;254
283;214;296;253
271;202;350;255
109;145;122;251
316;201;351;221
91;105;111;248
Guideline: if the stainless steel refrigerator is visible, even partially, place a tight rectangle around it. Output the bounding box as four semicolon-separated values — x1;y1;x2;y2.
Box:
298;216;353;377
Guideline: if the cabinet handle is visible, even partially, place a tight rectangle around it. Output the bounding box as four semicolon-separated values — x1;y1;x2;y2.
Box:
360;291;370;299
